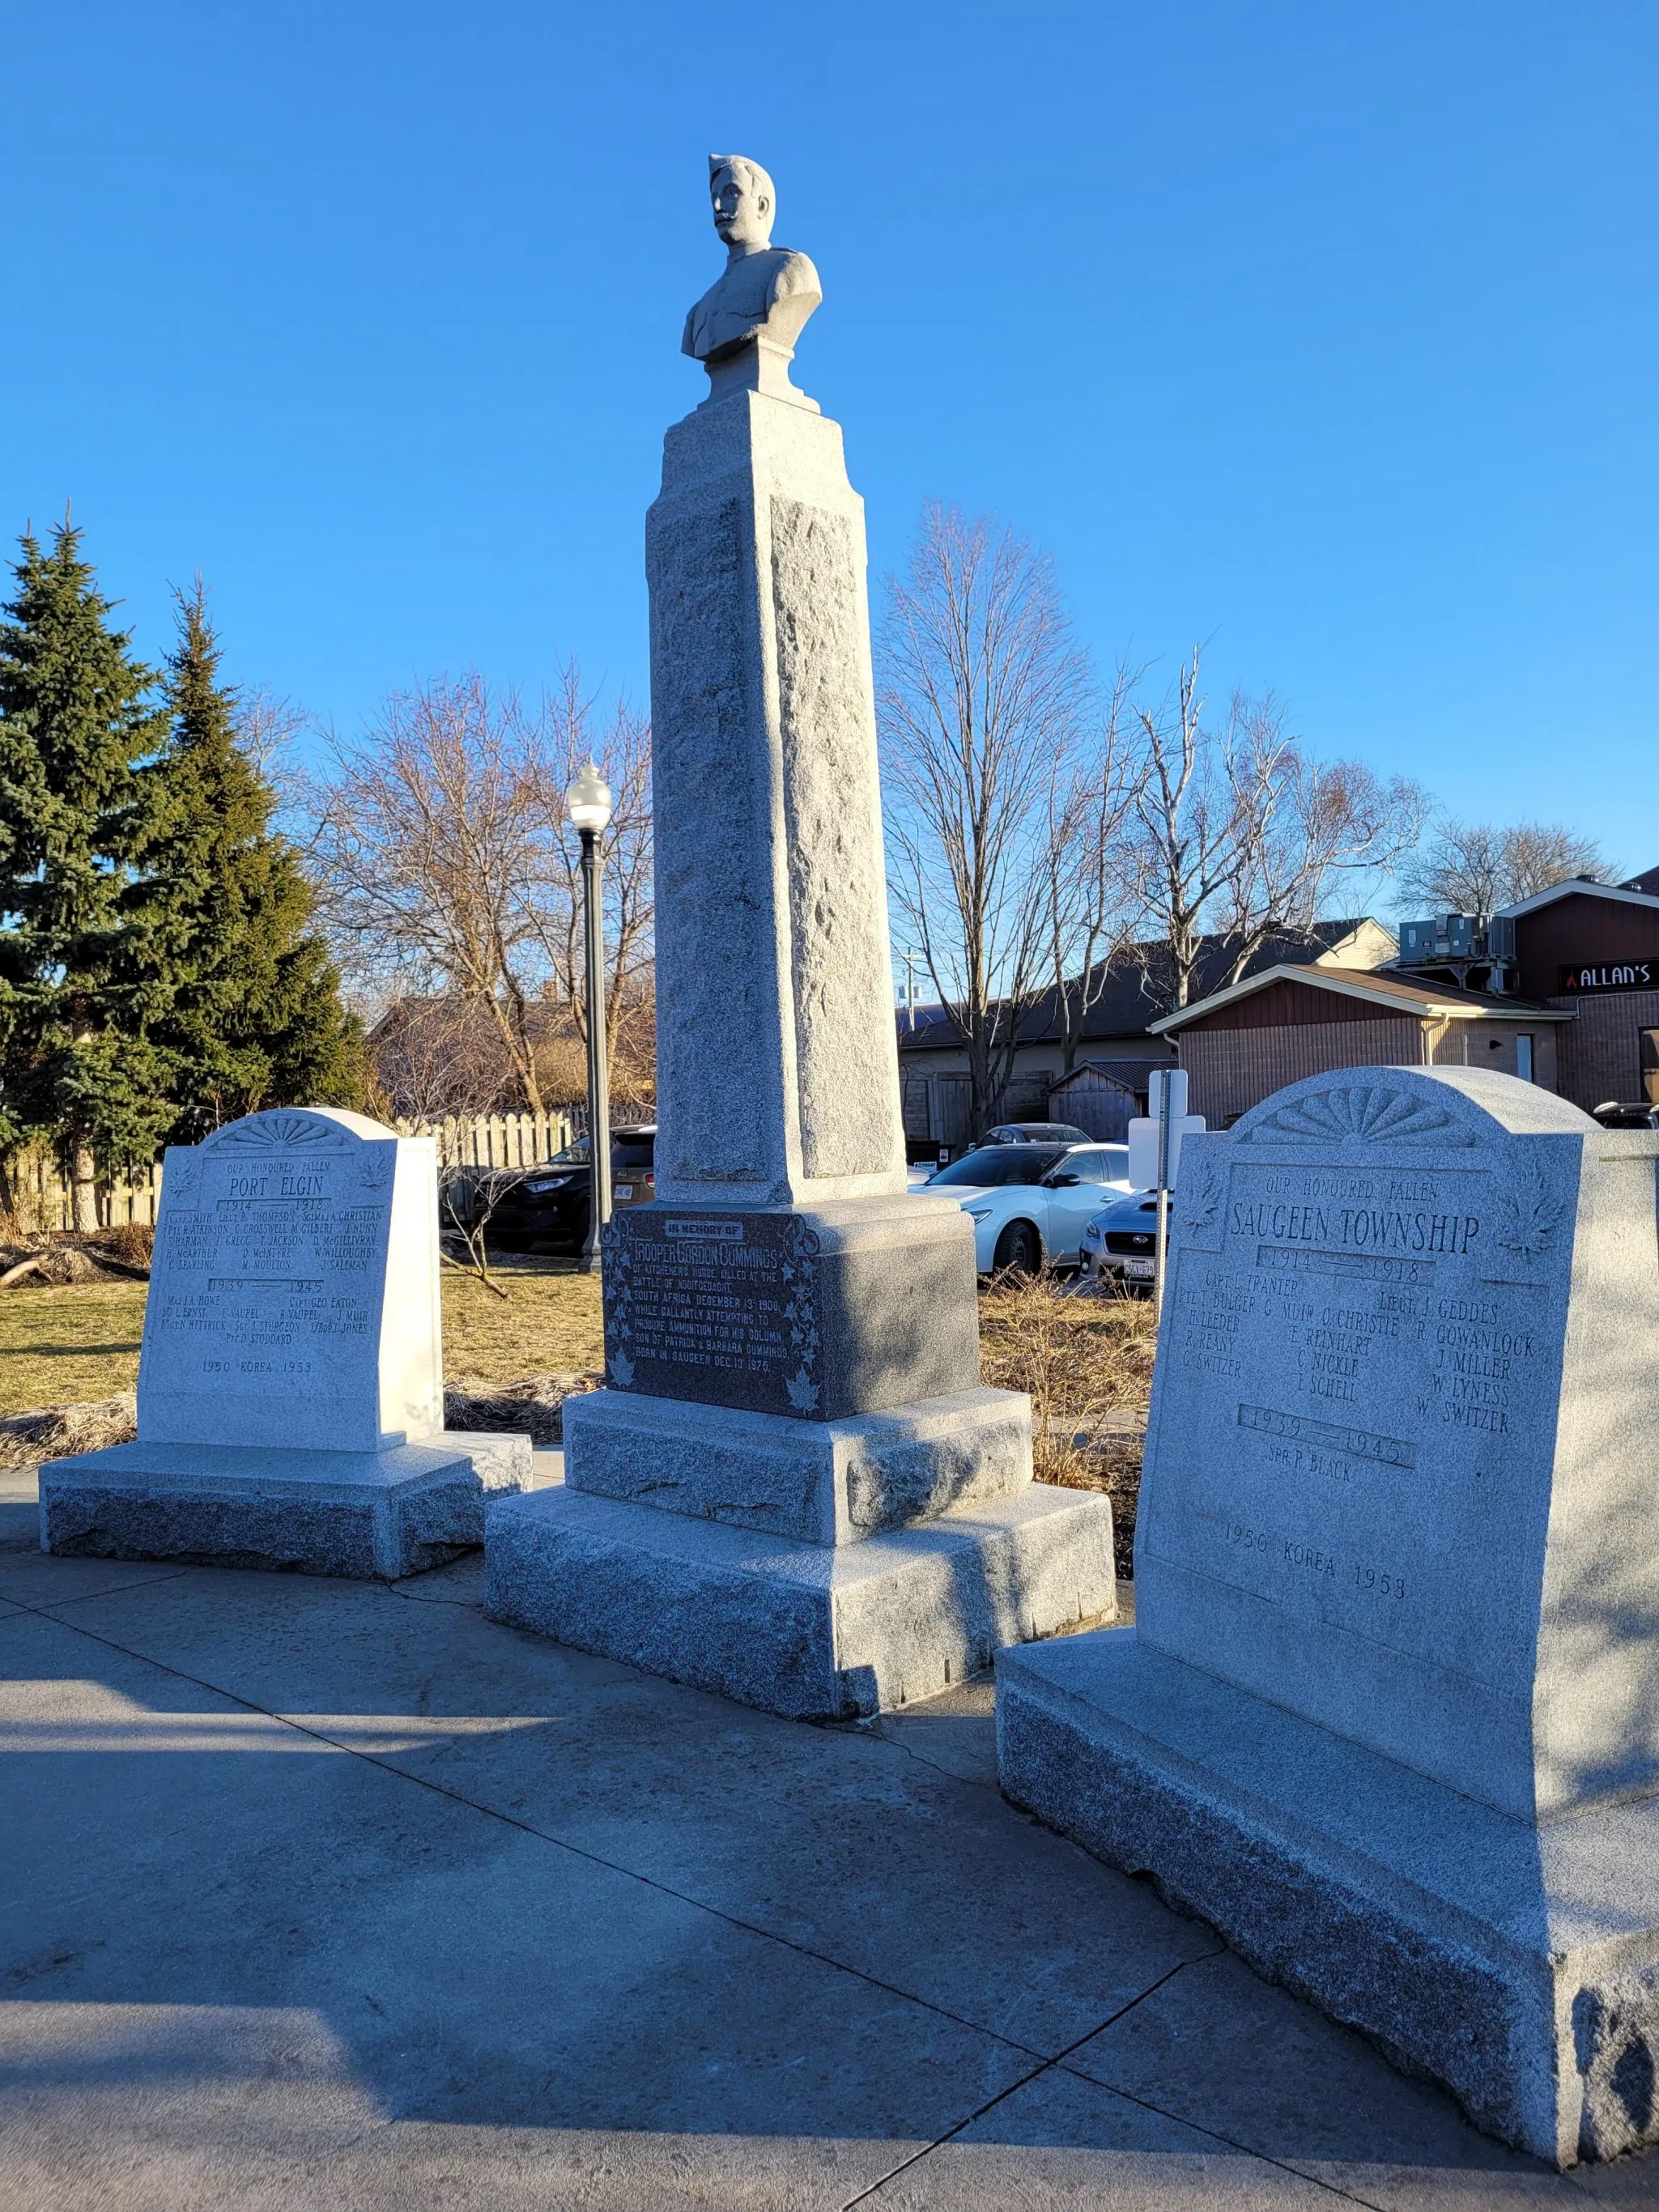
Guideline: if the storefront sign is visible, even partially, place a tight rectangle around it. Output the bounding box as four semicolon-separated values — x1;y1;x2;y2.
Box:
1559;959;1657;994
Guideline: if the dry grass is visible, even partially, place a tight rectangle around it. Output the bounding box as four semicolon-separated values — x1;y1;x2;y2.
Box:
0;1258;1154;1568
439;1258;604;1389
0;1280;150;1416
979;1275;1156;1576
0;1259;604;1425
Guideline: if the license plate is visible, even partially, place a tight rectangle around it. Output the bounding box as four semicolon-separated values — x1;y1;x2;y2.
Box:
1125;1257;1155;1279
615;1185;633;1201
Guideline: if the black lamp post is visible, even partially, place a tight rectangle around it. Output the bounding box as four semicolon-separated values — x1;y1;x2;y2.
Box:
567;760;614;1274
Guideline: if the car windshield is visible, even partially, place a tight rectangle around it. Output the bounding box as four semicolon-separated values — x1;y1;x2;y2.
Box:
929;1146;1066;1188
545;1134;653;1168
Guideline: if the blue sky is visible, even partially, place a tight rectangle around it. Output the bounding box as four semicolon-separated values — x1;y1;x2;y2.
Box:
6;2;1657;874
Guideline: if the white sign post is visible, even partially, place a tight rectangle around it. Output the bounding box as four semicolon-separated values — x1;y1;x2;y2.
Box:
1134;1069;1206;1323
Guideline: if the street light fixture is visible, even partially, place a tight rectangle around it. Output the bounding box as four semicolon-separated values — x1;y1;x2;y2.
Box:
567;759;613;1274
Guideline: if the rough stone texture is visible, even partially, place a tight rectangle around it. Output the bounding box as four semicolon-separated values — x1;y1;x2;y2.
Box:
602;1195;981;1419
646;391;906;1209
563;1385;1032;1546
138;1106;444;1454
486;1482;1115;1721
1137;1066;1659;1823
998;1627;1659;2167
40;1433;531;1580
770;495;897;1183
999;1066;1659;2165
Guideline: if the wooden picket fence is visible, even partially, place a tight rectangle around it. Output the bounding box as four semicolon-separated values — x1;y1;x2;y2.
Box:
6;1111;579;1233
393;1109;576;1170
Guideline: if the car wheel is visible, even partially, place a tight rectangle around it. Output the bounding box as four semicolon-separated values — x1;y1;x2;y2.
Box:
993;1219;1042;1278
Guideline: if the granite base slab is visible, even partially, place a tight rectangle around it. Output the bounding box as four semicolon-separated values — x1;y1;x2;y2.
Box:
39;1433;533;1580
563;1384;1032;1545
996;1626;1659;2167
484;1482;1117;1720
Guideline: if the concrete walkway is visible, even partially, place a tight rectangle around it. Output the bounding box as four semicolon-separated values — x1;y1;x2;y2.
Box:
2;1465;1657;2211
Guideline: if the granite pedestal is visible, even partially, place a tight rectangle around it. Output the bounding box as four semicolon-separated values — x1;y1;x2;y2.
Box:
41;1432;531;1580
996;1066;1659;2165
488;1477;1114;1721
999;1629;1659;2167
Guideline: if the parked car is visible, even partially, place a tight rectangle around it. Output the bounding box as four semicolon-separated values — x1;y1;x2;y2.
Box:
915;1141;1132;1274
1079;1188;1171;1292
1593;1101;1659;1130
445;1124;657;1254
977;1121;1091;1147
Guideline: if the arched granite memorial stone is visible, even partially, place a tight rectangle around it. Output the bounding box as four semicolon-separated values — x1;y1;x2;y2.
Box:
998;1065;1659;2165
39;1107;530;1578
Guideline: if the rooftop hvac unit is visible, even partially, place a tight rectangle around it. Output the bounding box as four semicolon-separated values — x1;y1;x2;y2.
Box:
1487;915;1516;960
1398;914;1477;960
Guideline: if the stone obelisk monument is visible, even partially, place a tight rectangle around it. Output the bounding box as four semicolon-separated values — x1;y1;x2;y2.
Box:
486;155;1116;1718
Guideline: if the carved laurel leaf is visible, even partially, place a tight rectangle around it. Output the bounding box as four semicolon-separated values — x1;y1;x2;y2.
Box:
164;1153;203;1207
1243;1083;1472;1148
1495;1153;1567;1260
1182;1155;1223;1233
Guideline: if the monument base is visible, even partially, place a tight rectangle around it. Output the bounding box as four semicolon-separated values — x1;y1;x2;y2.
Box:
563;1385;1034;1545
997;1627;1659;2167
40;1433;534;1580
485;1482;1117;1721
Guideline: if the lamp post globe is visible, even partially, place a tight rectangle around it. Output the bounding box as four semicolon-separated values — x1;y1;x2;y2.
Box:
567;761;614;1274
568;760;613;837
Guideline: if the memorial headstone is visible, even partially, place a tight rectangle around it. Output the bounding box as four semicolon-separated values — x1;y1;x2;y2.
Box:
998;1065;1659;2165
40;1107;531;1577
485;155;1117;1716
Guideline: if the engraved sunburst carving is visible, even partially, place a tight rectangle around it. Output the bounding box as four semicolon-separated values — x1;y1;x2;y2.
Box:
1243;1083;1473;1147
202;1109;351;1151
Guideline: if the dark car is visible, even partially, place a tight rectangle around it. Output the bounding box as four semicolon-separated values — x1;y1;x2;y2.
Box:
1078;1188;1171;1292
1593;1102;1659;1131
978;1121;1091;1147
446;1124;657;1254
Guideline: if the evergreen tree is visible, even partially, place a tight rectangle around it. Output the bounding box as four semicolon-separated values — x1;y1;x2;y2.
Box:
0;521;172;1225
133;581;363;1137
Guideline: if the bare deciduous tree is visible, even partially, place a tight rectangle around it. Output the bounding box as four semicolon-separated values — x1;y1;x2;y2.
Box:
232;685;310;779
878;504;1093;1130
513;667;657;1101
304;670;654;1115
1132;648;1427;1009
306;674;555;1108
1397;818;1610;921
1042;660;1147;1073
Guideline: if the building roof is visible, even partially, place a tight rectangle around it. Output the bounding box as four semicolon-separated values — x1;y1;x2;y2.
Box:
1495;878;1659;921
896;920;1393;1053
1149;962;1574;1035
1049;1056;1167;1095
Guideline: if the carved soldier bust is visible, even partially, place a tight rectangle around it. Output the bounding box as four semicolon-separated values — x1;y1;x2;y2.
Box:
682;155;821;407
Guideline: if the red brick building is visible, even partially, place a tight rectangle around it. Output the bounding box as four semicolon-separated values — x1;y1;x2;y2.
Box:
1152;876;1659;1125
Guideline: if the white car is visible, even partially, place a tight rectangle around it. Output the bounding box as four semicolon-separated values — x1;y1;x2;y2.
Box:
915;1142;1133;1274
